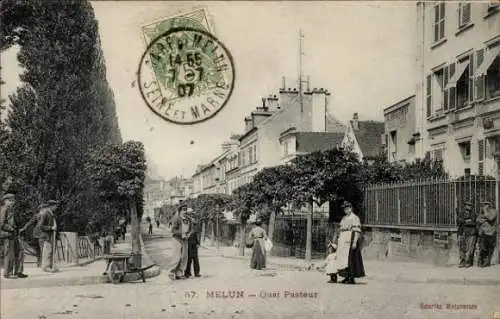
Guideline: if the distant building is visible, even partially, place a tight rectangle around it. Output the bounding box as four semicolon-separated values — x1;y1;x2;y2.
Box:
416;2;500;177
279;128;345;164
383;95;418;164
143;177;168;218
341;113;385;163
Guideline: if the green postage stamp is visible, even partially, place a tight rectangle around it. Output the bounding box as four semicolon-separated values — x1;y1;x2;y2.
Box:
138;9;235;125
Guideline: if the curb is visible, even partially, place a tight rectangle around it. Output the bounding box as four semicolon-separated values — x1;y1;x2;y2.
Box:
214;250;500;286
2;234;161;290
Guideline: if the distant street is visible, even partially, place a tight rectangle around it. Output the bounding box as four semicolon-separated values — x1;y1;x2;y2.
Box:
2;225;500;319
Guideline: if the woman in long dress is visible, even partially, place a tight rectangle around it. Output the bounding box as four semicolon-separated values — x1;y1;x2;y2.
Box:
333;200;365;284
249;219;267;270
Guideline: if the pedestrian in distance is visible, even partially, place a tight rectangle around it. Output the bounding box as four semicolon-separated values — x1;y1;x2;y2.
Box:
476;201;497;267
148;220;153;235
0;193;28;279
184;213;201;278
34;200;59;273
168;204;190;280
332;201;365;284
457;200;477;268
156;219;160;228
248;218;267;270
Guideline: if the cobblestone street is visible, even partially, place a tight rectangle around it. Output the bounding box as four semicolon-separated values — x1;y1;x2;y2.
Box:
2;231;500;319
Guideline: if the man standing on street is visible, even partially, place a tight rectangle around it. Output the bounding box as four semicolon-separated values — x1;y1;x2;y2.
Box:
477;201;497;267
185;209;201;278
457;201;477;268
168;203;190;280
34;200;59;272
0;193;28;279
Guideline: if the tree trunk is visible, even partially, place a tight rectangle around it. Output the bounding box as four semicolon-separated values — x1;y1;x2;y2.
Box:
305;200;313;262
239;223;245;256
130;200;141;267
268;209;277;242
201;221;206;244
210;221;216;246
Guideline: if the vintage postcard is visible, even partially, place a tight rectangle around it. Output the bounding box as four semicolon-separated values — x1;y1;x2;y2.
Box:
1;1;500;319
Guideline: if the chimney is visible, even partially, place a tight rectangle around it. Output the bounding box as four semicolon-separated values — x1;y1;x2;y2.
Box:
266;94;279;111
352;113;359;130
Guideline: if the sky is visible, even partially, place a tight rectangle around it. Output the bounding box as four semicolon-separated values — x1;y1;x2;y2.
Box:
1;1;416;181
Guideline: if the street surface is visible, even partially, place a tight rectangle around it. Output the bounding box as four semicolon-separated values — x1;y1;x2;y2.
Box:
2;226;500;319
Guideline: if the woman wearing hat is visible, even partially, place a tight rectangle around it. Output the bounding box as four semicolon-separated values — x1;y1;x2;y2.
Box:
331;200;365;284
248;217;268;270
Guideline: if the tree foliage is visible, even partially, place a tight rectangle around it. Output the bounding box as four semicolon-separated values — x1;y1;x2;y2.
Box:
0;0;122;236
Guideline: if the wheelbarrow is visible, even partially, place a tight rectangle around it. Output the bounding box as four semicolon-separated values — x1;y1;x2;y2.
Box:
103;252;155;284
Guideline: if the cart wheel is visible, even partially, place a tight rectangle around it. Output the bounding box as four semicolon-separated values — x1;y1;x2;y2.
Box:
108;261;122;284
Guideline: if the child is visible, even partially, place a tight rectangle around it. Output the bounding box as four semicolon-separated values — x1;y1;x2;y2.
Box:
148;221;153;235
324;241;338;283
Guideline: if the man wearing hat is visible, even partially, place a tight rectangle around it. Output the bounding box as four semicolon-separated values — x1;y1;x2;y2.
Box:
184;208;201;278
0;193;28;278
457;200;477;268
34;200;59;272
168;203;190;280
476;200;497;267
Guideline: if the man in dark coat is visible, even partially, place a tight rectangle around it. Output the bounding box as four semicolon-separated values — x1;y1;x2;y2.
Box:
477;201;497;267
457;201;477;268
184;213;201;278
34;200;59;272
0;193;28;278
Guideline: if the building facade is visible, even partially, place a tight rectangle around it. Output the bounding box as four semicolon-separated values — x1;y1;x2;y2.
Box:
384;95;418;163
416;2;500;177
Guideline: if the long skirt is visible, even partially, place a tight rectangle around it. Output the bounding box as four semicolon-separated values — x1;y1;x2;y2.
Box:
250;239;266;270
337;232;365;278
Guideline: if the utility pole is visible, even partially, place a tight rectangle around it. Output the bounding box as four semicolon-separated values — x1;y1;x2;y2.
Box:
299;29;304;113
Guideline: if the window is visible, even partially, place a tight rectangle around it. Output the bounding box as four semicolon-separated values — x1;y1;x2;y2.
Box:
283;139;289;156
488;1;500;12
433;68;446;111
454;56;472;109
433;2;446;43
426;75;432;117
248;147;253;164
432;148;444;161
486;52;500;99
390;131;397;159
459;141;471;161
458;2;471;27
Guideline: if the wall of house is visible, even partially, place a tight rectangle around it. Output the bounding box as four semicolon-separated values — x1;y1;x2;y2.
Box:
384;97;417;163
418;3;500;178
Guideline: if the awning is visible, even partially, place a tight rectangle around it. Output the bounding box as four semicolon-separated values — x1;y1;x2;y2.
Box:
476;46;500;77
446;60;469;89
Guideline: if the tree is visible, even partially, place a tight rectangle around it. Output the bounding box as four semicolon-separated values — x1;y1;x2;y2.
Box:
290;148;364;261
250;165;295;242
231;183;259;256
0;1;122;242
86;141;146;266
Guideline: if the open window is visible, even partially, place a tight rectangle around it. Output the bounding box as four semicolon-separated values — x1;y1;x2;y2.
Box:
446;56;472;109
458;141;471;162
474;45;500;100
458;2;471;28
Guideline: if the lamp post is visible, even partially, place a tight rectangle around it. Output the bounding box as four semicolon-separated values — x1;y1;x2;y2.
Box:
215;204;220;250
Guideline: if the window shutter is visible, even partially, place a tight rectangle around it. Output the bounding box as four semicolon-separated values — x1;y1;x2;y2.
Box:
443;66;449;111
440;3;446;39
448;63;456;109
475;49;486;101
469;55;474;103
426;74;432;117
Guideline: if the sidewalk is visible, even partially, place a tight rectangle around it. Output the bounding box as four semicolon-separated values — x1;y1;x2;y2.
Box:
202;244;500;286
1;229;160;290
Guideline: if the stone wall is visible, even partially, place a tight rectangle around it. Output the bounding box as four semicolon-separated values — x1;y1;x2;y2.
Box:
362;226;500;267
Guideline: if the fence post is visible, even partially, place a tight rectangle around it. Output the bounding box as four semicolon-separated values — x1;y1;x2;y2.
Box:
397;187;401;225
423;183;427;226
375;189;379;222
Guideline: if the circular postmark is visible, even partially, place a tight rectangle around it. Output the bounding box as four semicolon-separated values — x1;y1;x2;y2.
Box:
138;27;235;125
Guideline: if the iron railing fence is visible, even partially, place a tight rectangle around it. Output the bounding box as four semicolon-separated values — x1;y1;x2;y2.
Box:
363;177;498;229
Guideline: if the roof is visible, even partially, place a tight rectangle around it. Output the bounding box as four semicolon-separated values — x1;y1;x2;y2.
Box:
325;113;346;133
352;120;385;159
295;132;345;153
